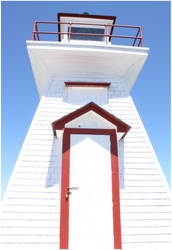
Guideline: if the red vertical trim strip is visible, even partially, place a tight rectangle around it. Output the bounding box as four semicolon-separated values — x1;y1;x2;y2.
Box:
60;130;70;249
60;128;122;249
110;131;122;249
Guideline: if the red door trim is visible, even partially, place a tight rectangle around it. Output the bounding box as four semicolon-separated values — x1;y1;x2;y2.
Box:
60;128;122;249
110;133;122;249
60;130;70;249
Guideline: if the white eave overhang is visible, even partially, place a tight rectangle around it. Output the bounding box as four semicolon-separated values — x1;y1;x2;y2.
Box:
26;40;149;97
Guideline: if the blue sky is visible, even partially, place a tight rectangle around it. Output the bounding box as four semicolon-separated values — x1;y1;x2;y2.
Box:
1;1;171;198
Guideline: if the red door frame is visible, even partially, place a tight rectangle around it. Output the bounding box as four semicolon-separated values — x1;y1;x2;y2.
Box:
60;128;122;249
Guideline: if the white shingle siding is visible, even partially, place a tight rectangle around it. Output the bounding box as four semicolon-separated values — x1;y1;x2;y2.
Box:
1;79;171;249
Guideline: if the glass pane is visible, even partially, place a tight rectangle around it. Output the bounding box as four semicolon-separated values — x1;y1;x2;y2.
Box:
69;27;105;41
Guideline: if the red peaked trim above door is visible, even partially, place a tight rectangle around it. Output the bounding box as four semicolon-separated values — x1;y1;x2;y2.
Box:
52;102;130;138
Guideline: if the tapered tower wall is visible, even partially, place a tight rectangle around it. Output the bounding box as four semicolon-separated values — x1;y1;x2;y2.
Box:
1;78;171;249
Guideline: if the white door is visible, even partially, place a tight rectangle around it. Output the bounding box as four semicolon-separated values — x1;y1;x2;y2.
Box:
69;134;114;249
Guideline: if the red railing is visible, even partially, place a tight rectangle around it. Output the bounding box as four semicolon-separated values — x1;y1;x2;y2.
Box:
32;21;144;47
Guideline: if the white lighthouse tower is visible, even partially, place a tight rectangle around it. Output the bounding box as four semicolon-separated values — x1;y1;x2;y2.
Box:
1;13;171;249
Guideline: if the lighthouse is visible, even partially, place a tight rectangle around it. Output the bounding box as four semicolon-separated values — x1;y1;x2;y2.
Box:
1;12;171;249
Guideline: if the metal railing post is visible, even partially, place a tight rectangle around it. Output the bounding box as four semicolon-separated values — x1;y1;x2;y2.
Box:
35;22;40;41
105;24;108;45
68;22;72;42
32;21;36;40
132;28;139;47
139;26;144;47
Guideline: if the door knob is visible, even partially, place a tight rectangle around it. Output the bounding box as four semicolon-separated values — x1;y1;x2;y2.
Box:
65;191;72;199
65;187;79;200
68;187;79;191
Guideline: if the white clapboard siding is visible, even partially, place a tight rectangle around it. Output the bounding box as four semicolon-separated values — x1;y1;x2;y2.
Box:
120;198;171;206
124;169;160;175
24;144;55;151
1;219;60;228
26;139;54;146
6;191;60;200
124;163;157;169
2;204;59;213
123;174;162;181
123;186;168;192
1;78;171;249
23;151;56;157
1;226;59;235
121;226;171;235
124;152;152;158
1;235;59;244
2;211;59;220
120;191;169;199
17;155;57;162
11;179;57;186
15;167;52;174
120;211;170;220
122;234;171;242
124;141;147;146
120;219;171;228
120;205;171;213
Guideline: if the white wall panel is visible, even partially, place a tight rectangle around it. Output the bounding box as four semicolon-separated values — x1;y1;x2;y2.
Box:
69;134;113;249
1;78;171;249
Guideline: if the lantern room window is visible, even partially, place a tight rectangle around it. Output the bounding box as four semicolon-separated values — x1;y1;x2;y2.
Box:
69;26;105;41
57;13;116;44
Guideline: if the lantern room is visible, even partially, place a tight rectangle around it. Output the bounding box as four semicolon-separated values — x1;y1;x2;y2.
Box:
58;13;116;44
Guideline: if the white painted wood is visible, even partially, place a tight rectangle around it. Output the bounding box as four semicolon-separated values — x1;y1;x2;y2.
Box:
27;41;149;96
120;199;171;206
69;134;114;249
1;85;171;248
65;110;116;129
66;87;108;105
1;35;171;249
1;235;59;244
1;220;59;228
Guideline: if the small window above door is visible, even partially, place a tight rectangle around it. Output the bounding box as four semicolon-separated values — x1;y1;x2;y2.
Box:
64;82;110;105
